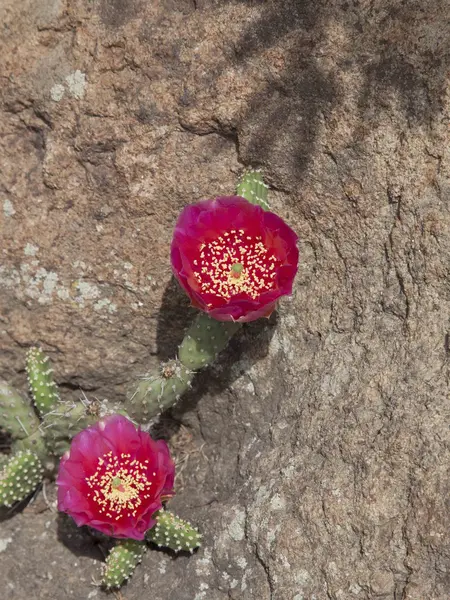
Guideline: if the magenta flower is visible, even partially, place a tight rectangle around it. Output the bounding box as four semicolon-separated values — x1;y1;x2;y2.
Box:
56;414;175;540
171;196;299;322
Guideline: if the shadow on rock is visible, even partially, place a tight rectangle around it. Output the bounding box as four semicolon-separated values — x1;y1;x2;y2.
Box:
156;276;198;363
56;513;108;561
154;277;279;431
0;494;35;523
180;0;447;190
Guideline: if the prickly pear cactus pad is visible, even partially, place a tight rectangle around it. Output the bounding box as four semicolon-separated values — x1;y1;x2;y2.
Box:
26;347;60;416
102;539;147;589
236;169;271;210
0;380;41;441
146;510;202;553
0;450;43;507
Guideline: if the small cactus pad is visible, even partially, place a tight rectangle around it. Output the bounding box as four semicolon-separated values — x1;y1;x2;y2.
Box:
236;169;270;210
127;360;194;419
178;313;240;371
102;539;147;589
0;450;43;507
126;360;194;421
0;380;40;440
146;510;202;552
26;347;60;417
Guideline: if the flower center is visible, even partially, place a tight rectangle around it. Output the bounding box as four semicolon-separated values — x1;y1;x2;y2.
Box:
230;262;244;277
86;451;155;520
192;229;280;303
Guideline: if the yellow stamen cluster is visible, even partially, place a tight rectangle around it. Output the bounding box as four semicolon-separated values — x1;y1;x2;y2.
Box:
193;229;279;302
86;451;154;520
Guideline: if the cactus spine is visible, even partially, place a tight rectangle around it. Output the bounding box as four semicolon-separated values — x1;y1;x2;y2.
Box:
125;169;269;421
102;539;147;589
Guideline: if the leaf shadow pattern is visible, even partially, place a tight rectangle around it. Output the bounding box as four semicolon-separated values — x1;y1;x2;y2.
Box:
183;0;447;188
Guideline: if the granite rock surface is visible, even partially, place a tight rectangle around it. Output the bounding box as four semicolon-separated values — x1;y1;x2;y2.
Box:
1;0;449;598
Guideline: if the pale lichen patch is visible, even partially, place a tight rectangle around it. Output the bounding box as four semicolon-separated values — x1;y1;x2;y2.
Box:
227;508;246;541
50;83;65;102
0;537;13;553
24;243;39;256
93;298;117;313
74;280;100;301
3;199;15;217
65;70;87;99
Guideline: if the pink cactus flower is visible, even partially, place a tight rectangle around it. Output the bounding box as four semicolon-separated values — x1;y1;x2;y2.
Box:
171;196;299;322
56;414;175;540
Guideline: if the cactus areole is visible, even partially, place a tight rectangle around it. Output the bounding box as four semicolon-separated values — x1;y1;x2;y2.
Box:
171;196;299;322
56;415;175;540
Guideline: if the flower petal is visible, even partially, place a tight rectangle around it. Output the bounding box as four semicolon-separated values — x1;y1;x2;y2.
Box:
56;415;175;540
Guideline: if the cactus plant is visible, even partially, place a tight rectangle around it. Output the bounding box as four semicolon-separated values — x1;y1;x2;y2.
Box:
0;169;298;590
102;510;202;588
125;169;289;420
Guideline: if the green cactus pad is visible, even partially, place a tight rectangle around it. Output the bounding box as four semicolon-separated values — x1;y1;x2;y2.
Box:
0;380;40;441
41;401;96;457
178;313;240;371
26;347;60;417
12;430;49;465
102;539;147;589
126;360;194;421
0;450;43;507
146;510;202;553
236;169;270;210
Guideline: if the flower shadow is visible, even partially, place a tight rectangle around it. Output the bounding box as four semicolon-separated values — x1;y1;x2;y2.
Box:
56;512;108;562
0;495;34;523
155;276;278;418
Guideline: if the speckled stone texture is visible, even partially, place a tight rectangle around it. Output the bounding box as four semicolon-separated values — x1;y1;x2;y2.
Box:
1;0;449;599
